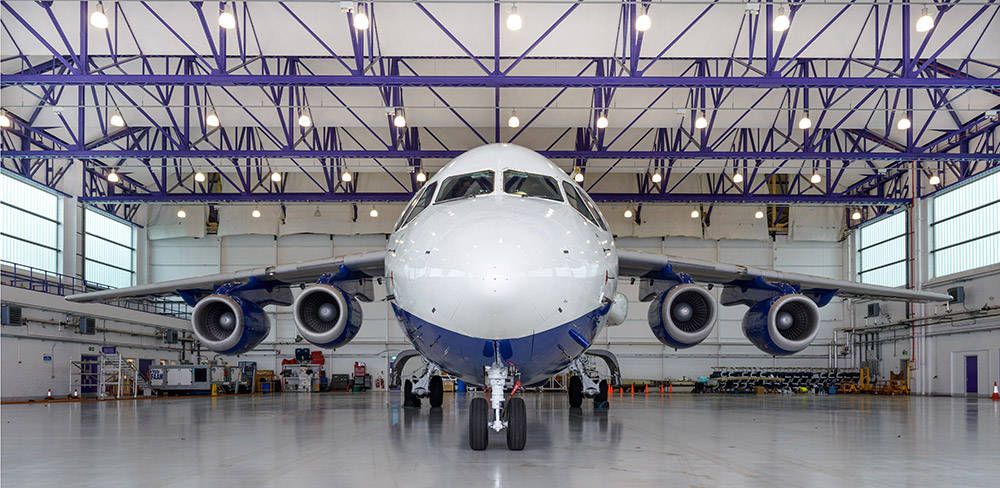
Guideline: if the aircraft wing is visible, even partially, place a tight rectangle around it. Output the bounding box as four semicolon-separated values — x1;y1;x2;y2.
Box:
617;249;951;302
66;250;386;304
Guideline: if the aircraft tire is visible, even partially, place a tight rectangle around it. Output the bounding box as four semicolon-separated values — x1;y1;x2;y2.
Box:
469;397;489;450
594;380;609;408
429;375;443;407
568;376;583;408
505;397;527;451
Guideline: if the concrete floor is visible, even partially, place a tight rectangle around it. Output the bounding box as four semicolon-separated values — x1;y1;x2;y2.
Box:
2;392;997;487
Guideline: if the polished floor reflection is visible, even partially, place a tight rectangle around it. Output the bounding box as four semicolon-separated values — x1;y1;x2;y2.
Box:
2;392;997;487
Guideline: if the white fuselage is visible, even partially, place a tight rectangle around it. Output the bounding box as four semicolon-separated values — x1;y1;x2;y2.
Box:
384;144;618;386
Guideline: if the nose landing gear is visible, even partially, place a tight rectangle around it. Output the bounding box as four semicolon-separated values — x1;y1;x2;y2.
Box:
469;363;525;451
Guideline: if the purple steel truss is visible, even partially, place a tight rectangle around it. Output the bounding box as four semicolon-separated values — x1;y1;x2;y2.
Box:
0;0;998;226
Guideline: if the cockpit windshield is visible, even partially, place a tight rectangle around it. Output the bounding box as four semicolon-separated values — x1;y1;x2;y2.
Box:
503;170;563;201
436;170;495;203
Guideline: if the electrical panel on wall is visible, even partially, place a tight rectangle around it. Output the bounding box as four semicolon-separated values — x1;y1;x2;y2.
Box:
1;305;23;326
164;330;178;344
79;317;96;335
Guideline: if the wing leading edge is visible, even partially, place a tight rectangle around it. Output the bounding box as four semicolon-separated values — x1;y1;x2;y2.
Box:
617;249;951;302
65;250;386;304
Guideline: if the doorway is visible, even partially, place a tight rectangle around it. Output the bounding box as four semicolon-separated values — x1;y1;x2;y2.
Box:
965;355;978;394
81;354;99;394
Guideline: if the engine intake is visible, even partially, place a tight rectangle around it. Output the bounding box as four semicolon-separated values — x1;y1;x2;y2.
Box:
191;294;270;355
648;283;718;348
293;284;363;348
742;294;820;355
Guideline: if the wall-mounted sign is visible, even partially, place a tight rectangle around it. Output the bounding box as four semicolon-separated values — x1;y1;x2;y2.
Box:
42;354;52;362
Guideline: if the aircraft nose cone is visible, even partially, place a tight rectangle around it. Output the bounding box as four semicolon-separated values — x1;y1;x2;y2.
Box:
219;312;237;331
317;303;337;322
672;302;693;322
776;311;794;330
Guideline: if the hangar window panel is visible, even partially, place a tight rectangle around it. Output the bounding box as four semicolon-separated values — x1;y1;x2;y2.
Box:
856;211;907;288
0;173;61;273
84;208;135;289
931;171;1000;278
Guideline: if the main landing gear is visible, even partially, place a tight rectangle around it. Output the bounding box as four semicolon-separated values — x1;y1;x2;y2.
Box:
401;359;444;408
567;353;617;409
469;363;525;451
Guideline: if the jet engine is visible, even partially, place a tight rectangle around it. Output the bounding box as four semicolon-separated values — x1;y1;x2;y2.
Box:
742;294;820;355
648;284;718;348
191;294;270;355
292;284;363;348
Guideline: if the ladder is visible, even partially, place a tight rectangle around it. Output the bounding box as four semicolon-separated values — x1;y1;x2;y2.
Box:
97;353;155;398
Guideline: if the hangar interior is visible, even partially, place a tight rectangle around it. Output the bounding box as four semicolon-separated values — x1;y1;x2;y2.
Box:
1;0;999;485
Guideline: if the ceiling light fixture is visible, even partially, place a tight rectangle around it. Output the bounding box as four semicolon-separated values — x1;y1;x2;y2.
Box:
314;206;322;218
508;110;520;128
624;208;633;219
851;210;862;221
370;206;379;218
690;209;700;219
177;209;187;219
91;4;110;29
694;114;708;129
206;112;220;127
0;112;10;128
298;111;312;128
342;171;352;182
635;11;651;32
929;174;941;185
252;208;261;218
651;172;662;183
732;173;744;184
507;4;522;31
798;114;812;130
596;113;609;129
754;210;765;219
416;171;427;183
915;7;934;33
393;111;406;128
353;9;370;30
107;171;120;183
194;171;206;183
270;172;281;183
896;117;911;131
109;111;125;127
773;7;790;32
574;169;584;183
219;6;237;30
810;172;822;184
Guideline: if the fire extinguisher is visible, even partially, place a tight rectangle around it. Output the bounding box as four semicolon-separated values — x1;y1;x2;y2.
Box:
376;372;384;389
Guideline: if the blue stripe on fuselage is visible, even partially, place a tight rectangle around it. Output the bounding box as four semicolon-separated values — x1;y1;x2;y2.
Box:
390;303;609;387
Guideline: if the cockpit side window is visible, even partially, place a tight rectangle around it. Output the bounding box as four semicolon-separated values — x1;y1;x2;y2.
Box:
503;170;563;201
396;182;437;230
563;181;602;229
436;171;495;203
577;189;609;231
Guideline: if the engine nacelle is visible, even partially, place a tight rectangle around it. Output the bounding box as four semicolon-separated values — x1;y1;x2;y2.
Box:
648;284;718;348
191;294;270;355
292;284;363;348
742;294;821;355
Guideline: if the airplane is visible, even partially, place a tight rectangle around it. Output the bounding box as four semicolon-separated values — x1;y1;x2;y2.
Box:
67;143;950;451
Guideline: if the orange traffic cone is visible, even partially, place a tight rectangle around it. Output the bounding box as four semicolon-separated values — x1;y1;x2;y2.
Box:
630;384;634;395
992;382;999;401
72;389;79;399
644;384;648;394
669;383;673;394
46;389;52;400
660;385;664;394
